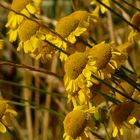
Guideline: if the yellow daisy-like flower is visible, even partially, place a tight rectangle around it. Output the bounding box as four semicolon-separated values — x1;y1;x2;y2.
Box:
111;101;137;137
18;19;55;60
90;0;110;17
18;19;40;53
0;99;17;133
64;52;92;92
63;105;95;140
55;10;97;61
6;0;41;42
128;12;140;42
83;42;127;81
64;42;129;93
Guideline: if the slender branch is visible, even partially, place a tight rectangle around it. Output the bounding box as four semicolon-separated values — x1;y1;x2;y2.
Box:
92;75;140;104
44;39;69;55
112;0;130;14
0;61;61;78
96;0;140;31
120;0;140;11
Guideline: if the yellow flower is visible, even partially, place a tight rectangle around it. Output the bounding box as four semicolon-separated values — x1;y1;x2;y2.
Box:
31;40;55;60
6;0;41;42
90;0;110;17
0;100;17;133
63;105;95;140
84;42;127;81
128;12;140;42
111;101;137;137
18;19;55;60
64;42;128;93
18;19;40;53
68;79;111;107
64;52;90;92
55;10;97;61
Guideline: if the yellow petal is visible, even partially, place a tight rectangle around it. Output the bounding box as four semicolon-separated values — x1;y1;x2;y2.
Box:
0;122;6;133
113;126;118;137
129;117;136;125
26;4;36;14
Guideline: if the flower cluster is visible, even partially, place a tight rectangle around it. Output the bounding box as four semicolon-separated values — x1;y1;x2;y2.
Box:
4;0;140;139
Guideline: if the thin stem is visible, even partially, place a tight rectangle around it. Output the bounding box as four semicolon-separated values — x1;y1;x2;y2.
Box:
120;0;140;11
34;60;40;140
99;91;120;105
96;0;140;32
0;61;61;78
92;75;140;104
112;0;130;15
44;39;69;55
103;122;111;140
107;10;116;42
0;79;66;98
78;37;93;48
90;129;105;140
89;37;97;44
121;66;136;74
114;69;140;91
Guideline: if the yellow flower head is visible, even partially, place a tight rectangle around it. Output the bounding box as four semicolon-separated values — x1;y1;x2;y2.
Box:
6;0;41;42
55;10;97;61
128;12;140;42
111;101;136;137
84;42;127;80
0;100;17;133
63;110;87;139
19;19;40;42
63;105;95;140
18;19;40;53
56;11;92;43
64;52;88;92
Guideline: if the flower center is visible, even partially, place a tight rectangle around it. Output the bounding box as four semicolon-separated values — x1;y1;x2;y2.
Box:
89;43;112;69
65;52;88;79
131;12;140;28
11;0;31;12
55;15;79;38
111;101;134;126
70;10;89;22
64;110;87;139
19;19;40;42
